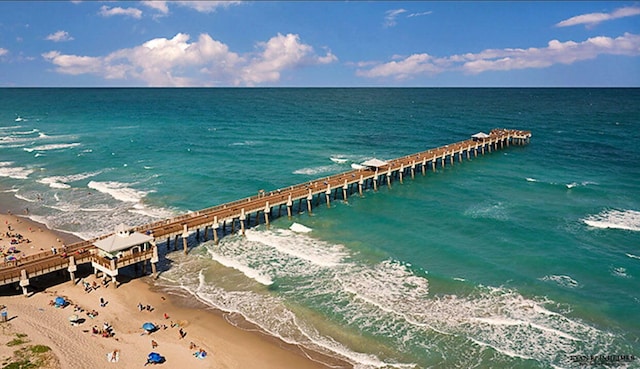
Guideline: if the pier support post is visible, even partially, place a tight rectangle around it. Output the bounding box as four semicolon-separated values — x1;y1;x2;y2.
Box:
151;242;159;279
286;195;293;218
386;168;392;188
203;225;208;241
240;209;246;236
342;179;348;202
325;184;331;208
182;224;188;255
264;202;270;228
213;216;219;244
67;255;77;283
421;158;426;175
373;174;378;191
410;161;416;179
166;237;170;251
19;269;29;296
307;191;314;213
358;175;364;197
399;164;404;184
173;235;179;251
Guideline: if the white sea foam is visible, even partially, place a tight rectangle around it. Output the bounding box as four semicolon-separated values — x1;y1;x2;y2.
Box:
525;177;538;182
611;267;629;278
205;247;273;285
229;140;260;146
540;275;579;288
13;129;39;135
582;209;640;232
626;253;640;260
29;142;81;151
38;171;101;189
245;228;346;268
0;161;34;179
566;181;597;189
87;180;148;204
290;222;312;233
293;165;340;175
159;226;621;368
159;259;412;369
330;156;348;164
464;202;509;221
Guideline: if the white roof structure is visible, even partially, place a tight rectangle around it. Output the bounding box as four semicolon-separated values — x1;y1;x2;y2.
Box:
360;158;388;168
94;224;153;253
472;132;490;139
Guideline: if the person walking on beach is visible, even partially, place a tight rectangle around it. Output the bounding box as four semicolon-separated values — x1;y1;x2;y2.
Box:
151;339;158;349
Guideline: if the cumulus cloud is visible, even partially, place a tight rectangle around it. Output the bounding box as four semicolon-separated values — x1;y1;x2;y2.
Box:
384;9;407;28
99;5;143;19
42;32;336;86
175;1;242;13
140;1;170;15
139;0;241;15
556;6;640;28
239;33;337;85
356;33;640;80
0;48;8;57
46;30;74;42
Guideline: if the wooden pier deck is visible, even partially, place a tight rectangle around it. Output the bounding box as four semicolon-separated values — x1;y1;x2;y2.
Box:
0;128;531;292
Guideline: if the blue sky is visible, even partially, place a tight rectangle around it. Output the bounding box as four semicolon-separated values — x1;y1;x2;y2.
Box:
0;1;639;87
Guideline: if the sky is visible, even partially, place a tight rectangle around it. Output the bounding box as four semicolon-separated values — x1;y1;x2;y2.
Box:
0;1;639;87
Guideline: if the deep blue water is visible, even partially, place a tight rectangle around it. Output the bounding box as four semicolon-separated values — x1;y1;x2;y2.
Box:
1;88;639;368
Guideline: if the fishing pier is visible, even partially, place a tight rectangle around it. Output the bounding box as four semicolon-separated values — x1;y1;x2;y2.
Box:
0;128;531;294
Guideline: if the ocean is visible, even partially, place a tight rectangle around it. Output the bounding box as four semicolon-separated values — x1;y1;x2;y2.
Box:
1;88;639;368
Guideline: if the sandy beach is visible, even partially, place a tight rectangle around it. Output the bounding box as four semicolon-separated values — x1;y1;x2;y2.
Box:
0;214;351;369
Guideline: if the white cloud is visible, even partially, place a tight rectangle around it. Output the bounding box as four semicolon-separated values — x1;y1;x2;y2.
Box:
175;1;242;13
556;6;640;28
98;5;143;19
384;9;406;28
42;32;336;87
407;11;433;18
42;51;103;75
357;33;640;80
0;48;8;56
239;33;337;85
46;30;74;42
140;1;169;15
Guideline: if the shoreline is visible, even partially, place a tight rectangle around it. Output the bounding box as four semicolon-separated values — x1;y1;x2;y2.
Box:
0;213;353;369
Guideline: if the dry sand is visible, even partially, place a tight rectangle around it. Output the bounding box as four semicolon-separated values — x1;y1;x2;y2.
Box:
0;214;351;369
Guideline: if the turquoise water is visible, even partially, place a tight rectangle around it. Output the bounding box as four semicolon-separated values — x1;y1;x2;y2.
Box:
1;88;639;368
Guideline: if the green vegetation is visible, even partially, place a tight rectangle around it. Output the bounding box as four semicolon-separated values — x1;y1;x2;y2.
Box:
28;346;49;355
1;333;56;369
3;359;37;369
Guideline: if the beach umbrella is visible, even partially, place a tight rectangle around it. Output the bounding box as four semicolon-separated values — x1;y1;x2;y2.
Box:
6;255;15;261
68;314;79;322
147;352;164;364
142;322;156;332
54;297;66;306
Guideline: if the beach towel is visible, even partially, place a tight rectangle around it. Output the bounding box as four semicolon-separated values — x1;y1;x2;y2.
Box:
106;351;119;363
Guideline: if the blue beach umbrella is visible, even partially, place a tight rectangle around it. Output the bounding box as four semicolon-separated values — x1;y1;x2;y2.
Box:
54;297;66;306
147;352;164;363
142;322;156;332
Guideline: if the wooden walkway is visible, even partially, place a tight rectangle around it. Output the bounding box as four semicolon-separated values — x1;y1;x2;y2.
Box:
0;128;531;290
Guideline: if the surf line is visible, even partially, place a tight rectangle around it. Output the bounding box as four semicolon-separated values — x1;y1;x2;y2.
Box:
0;129;531;292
